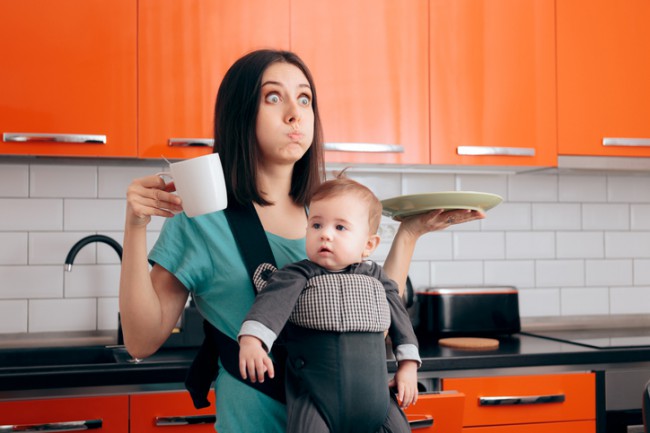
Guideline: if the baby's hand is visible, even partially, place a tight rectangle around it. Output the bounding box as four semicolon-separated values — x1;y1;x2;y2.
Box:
389;360;419;408
238;335;275;383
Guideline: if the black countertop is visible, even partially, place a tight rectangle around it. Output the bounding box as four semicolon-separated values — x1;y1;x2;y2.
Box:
2;333;650;400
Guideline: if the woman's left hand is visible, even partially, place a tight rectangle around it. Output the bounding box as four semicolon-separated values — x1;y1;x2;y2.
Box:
397;208;486;237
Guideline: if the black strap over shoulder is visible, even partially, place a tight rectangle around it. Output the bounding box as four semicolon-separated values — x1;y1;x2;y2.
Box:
184;200;286;409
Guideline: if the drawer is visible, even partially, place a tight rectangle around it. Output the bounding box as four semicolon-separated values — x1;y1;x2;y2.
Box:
404;391;465;432
462;420;595;433
130;390;216;432
443;372;595;426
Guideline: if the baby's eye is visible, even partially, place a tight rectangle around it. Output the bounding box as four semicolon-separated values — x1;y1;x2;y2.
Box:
311;223;322;230
335;224;347;231
298;95;311;106
265;93;281;104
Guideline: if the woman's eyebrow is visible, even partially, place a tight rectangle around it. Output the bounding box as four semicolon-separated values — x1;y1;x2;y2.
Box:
261;80;311;90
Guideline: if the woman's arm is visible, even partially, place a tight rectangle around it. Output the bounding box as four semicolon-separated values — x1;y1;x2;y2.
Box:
118;175;188;359
383;209;485;297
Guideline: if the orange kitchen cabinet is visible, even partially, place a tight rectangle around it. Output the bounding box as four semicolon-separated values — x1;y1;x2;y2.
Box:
0;0;137;158
460;420;595;433
404;391;465;432
138;0;290;159
130;390;216;432
0;395;128;432
557;0;650;157
291;0;430;165
429;0;557;167
443;372;595;431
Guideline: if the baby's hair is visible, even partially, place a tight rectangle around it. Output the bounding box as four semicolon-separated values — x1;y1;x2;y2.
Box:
311;172;383;234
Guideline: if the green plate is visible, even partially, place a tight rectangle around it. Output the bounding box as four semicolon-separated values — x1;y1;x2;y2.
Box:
381;191;503;220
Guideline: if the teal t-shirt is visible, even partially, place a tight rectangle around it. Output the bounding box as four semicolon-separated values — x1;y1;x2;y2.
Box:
149;210;305;433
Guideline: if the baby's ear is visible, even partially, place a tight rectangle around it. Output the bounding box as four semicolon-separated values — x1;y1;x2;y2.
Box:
363;234;381;258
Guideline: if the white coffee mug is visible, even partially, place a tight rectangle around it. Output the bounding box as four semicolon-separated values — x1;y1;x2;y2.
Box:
160;153;228;217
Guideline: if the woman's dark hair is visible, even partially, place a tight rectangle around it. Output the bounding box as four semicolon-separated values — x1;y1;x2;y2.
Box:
213;49;325;207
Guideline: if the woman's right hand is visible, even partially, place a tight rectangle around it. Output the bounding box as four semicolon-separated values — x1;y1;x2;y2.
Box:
125;175;183;227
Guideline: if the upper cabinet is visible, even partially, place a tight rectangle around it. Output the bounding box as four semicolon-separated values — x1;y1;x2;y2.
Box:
429;0;557;167
557;0;650;157
291;0;430;165
0;0;137;158
138;0;290;159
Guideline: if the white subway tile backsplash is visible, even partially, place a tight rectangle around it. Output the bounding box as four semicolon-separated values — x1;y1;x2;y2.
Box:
30;165;97;198
64;265;120;298
556;232;604;259
0;199;63;231
0;164;28;197
0;300;28;333
582;204;629;230
505;232;555;259
64;199;126;231
508;174;558;202
608;176;650;203
558;175;607;202
29;298;97;332
605;232;650;258
610;287;650;315
453;232;505;260
430;261;483;286
98;297;119;330
561;287;609;315
536;260;584;287
484;260;535;287
480;203;531;231
585;259;633;286
532;203;581;230
631;205;650;230
0;266;63;299
0;233;28;264
402;173;455;195
6;159;650;332
29;232;95;265
518;288;560;317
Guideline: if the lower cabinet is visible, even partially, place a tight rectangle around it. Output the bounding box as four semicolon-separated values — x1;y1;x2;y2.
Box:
130;390;216;432
0;395;129;432
442;372;596;432
403;391;465;432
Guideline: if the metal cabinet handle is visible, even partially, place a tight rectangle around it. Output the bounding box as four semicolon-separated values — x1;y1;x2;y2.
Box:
3;133;106;144
155;415;216;426
479;393;565;406
457;146;535;157
324;142;404;153
602;138;650;147
0;419;102;432
408;415;434;429
167;138;214;147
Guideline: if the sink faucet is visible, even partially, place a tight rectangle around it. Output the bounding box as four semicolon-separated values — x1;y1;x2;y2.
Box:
64;234;123;272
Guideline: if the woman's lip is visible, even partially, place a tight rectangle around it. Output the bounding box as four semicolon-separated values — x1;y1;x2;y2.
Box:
288;132;303;140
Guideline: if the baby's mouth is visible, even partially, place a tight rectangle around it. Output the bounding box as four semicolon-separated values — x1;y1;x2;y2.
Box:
319;246;332;254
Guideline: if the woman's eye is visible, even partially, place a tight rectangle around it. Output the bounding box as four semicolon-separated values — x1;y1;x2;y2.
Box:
298;95;311;106
265;93;281;104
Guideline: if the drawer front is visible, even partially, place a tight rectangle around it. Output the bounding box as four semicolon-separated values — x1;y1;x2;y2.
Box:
404;391;465;433
130;391;216;432
462;420;595;433
443;372;595;426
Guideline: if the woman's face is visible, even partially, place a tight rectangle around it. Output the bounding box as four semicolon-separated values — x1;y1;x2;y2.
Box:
255;62;315;166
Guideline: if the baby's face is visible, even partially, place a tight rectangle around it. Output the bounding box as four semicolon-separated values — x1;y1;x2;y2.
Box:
306;193;373;271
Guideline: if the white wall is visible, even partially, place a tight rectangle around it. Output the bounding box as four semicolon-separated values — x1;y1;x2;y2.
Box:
2;158;650;334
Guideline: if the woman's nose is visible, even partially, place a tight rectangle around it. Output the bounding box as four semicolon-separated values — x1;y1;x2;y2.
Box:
285;101;301;125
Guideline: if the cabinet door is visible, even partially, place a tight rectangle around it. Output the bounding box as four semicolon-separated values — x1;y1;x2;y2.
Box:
0;0;137;158
443;372;595;427
291;0;429;165
403;391;465;432
429;0;556;167
130;390;216;432
0;396;128;432
462;420;595;433
138;0;290;159
557;0;650;157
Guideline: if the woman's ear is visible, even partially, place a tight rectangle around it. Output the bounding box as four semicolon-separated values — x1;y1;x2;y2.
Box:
362;234;381;258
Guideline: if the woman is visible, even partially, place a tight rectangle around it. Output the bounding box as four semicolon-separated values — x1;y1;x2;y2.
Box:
119;49;482;432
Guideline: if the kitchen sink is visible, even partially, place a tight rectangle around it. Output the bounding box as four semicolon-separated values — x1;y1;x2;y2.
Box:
0;345;117;369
